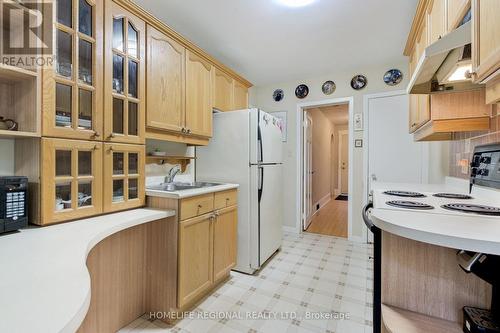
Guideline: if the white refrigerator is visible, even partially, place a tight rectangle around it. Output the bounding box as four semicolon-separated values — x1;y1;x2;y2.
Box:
197;108;284;274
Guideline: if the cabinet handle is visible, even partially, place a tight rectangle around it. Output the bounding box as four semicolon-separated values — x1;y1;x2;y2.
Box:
91;131;100;138
198;204;202;208
411;122;417;127
108;133;115;139
181;127;186;133
186;128;191;134
93;145;100;150
109;146;114;152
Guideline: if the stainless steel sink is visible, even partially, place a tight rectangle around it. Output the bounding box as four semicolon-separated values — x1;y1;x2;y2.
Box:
147;182;221;192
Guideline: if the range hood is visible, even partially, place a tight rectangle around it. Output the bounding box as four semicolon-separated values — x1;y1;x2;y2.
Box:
406;21;483;94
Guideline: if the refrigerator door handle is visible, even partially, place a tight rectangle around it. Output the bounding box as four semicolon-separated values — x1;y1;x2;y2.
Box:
258;166;264;203
257;125;263;163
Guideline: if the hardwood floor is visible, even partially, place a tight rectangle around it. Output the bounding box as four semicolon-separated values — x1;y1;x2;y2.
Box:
306;197;348;238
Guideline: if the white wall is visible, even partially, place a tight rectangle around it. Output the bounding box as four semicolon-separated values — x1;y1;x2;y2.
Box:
250;60;448;239
0;139;14;176
145;140;195;184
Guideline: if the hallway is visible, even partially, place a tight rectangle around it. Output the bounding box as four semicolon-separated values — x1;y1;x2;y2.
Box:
306;198;348;238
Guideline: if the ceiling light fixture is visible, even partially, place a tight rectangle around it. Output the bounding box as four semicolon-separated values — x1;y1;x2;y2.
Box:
274;0;316;8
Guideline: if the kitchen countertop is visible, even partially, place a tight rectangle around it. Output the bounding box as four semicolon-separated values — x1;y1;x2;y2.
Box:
0;208;176;333
146;183;239;199
370;179;500;255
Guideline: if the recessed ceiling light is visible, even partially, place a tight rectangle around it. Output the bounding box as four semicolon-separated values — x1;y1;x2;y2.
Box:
274;0;316;8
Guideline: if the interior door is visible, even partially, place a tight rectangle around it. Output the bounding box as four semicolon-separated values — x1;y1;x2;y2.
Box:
339;131;349;195
367;93;426;240
303;113;313;230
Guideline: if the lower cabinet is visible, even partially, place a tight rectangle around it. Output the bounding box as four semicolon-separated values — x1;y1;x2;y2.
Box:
175;189;238;309
40;138;145;225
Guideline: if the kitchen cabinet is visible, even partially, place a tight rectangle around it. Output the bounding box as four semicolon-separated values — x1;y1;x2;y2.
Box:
146;25;185;132
213;205;238;283
43;0;103;140
447;0;470;31
178;212;214;308
41;138;103;225
233;80;249;110
104;1;146;144
185;50;213;138
428;0;447;43
213;68;233;111
103;143;145;213
147;188;238;310
472;0;500;103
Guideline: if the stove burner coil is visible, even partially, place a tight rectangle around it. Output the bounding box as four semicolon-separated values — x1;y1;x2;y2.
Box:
386;200;434;210
383;191;426;198
441;203;500;216
433;193;473;199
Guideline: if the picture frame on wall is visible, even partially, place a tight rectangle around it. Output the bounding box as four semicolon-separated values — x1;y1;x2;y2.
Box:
270;111;287;142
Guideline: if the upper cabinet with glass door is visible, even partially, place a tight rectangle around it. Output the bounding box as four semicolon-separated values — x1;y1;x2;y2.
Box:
43;0;103;140
104;1;146;144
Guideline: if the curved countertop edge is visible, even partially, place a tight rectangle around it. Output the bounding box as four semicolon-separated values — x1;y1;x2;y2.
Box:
371;209;500;255
0;208;176;333
146;183;239;199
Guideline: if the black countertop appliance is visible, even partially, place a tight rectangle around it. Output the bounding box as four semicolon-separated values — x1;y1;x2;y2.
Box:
0;176;28;234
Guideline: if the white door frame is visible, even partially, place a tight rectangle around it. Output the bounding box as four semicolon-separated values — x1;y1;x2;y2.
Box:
296;97;354;239
362;90;430;242
303;112;313;230
337;129;348;195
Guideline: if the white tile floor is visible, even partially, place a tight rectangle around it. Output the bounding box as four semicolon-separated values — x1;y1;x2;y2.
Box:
119;232;374;333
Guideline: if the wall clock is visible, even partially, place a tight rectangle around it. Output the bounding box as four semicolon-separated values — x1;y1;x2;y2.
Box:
351;75;367;90
273;89;284;102
295;84;309;99
383;69;403;86
322;80;336;95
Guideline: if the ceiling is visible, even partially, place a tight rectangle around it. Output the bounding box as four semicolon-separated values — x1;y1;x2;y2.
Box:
133;0;417;86
311;104;349;125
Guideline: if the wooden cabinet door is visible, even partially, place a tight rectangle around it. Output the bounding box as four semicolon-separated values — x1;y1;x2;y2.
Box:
417;95;431;126
41;138;103;225
146;25;185;132
103;143;145;213
213;68;233;111
409;95;420;133
472;0;500;82
178;213;214;308
43;0;103;140
213;206;237;283
428;0;447;43
233;80;249;110
104;1;146;144
185;50;213;138
447;0;469;31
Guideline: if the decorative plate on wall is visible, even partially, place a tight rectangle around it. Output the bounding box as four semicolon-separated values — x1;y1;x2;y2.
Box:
295;84;309;99
383;69;403;86
350;75;367;90
322;80;336;95
273;89;284;102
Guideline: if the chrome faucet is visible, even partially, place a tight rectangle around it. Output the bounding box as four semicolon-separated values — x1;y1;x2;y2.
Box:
164;165;182;183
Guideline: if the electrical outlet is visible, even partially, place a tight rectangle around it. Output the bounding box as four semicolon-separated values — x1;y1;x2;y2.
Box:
316;204;320;210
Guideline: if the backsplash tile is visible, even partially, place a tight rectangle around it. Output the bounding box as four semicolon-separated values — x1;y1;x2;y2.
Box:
449;111;500;179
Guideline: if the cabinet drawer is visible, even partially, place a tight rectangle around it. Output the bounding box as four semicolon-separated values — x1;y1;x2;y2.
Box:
214;189;238;210
180;194;214;220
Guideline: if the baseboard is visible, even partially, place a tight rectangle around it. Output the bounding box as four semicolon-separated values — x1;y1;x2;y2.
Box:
311;193;331;219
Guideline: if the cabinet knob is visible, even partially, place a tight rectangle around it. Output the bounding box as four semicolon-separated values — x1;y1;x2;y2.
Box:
91;131;100;138
93;145;100;150
181;127;186;133
187;128;191;134
108;133;115;139
198;204;202;208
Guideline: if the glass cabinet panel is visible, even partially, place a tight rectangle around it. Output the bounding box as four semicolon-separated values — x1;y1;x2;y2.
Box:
112;54;124;93
56;30;72;78
127;23;138;58
128;178;138;199
78;39;93;85
78;150;92;175
78;89;92;130
113;17;124;51
56;83;72;127
78;0;92;36
57;0;73;27
113;180;124;202
55;183;72;211
128;102;138;135
128;153;138;174
113;98;124;134
78;181;92;207
128;60;138;98
56;150;72;176
113;152;124;175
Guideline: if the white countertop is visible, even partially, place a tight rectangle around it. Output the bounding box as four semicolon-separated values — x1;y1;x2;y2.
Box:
146;183;239;199
370;179;500;255
0;208;176;333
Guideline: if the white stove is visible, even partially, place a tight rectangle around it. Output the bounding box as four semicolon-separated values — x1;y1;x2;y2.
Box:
373;188;500;217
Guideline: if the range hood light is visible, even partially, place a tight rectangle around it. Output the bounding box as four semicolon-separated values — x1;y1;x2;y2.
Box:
445;63;473;82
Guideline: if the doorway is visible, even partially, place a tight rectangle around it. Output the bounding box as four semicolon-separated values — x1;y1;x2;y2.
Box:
300;100;352;238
